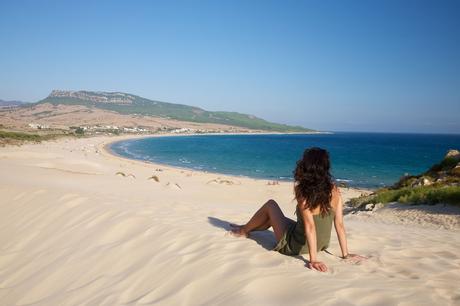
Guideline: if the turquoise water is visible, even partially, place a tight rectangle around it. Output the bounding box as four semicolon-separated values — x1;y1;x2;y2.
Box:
110;133;460;188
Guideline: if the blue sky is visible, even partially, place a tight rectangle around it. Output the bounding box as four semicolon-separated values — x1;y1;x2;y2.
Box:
1;0;459;133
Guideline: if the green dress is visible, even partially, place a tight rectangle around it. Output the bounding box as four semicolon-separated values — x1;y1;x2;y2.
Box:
273;206;335;256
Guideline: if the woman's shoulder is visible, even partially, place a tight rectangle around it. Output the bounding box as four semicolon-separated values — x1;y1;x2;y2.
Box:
332;183;340;192
332;184;341;197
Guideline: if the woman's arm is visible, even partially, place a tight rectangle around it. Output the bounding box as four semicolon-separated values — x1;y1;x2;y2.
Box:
333;189;349;258
300;203;327;272
333;188;367;262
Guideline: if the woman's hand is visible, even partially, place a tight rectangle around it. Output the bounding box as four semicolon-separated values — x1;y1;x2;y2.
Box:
308;261;328;272
342;253;368;263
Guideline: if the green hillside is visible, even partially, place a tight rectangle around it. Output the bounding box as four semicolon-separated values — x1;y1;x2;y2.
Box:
349;150;460;208
36;91;314;132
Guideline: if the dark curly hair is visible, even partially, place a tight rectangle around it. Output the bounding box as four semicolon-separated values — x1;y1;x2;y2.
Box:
294;147;333;216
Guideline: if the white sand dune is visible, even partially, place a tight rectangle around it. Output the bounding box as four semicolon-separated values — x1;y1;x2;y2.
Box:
1;136;459;305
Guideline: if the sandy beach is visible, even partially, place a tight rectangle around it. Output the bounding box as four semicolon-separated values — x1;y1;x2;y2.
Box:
1;135;460;306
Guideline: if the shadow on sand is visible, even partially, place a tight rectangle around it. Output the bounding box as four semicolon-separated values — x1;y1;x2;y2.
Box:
208;216;316;266
207;216;276;251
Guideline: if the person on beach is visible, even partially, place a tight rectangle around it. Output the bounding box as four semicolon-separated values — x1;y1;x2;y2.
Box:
230;147;365;272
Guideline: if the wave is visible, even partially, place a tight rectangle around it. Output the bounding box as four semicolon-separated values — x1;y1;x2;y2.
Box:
335;178;353;183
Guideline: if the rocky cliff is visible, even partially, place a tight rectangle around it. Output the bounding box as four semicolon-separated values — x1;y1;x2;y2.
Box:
49;90;134;105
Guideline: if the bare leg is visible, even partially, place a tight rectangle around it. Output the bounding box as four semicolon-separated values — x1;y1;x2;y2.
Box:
253;219;271;231
232;219;270;234
231;199;294;241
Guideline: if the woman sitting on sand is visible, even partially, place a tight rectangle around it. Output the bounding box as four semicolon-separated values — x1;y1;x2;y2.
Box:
231;147;364;272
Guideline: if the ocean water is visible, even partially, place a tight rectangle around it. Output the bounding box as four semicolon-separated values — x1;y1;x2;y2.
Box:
110;133;460;188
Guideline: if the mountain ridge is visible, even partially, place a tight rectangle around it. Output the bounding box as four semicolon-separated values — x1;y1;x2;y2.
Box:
0;99;29;107
37;90;313;132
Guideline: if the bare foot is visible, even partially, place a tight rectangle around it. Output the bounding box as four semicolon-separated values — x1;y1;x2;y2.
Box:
229;223;248;237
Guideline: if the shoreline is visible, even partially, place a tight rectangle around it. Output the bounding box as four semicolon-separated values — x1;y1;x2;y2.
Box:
102;133;377;192
100;133;295;185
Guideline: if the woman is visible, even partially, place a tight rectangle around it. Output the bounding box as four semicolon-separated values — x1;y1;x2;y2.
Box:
230;147;364;272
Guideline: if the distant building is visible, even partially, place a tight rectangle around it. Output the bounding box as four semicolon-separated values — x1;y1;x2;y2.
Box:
28;123;49;129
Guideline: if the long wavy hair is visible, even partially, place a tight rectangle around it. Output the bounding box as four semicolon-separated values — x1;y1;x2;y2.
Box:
294;147;333;216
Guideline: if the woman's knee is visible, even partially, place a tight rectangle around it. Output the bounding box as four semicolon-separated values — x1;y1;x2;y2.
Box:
265;199;278;206
265;199;280;210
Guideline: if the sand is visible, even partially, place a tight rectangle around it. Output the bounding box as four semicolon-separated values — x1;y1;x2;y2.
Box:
1;135;459;306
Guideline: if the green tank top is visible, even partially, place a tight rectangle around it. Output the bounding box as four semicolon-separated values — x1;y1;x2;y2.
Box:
274;206;335;255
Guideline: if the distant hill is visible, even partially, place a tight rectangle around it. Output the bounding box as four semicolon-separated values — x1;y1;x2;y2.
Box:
36;90;313;132
0;99;28;107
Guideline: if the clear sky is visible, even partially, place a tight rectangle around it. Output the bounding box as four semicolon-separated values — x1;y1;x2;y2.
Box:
1;0;459;133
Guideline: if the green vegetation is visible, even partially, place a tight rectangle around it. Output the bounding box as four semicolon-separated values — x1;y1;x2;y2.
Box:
350;185;460;207
33;110;53;117
0;130;79;145
349;150;460;207
37;92;314;132
0;130;43;142
74;127;85;135
105;129;120;135
429;156;459;172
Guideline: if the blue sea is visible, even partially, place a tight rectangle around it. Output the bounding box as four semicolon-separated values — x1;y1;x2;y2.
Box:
109;133;460;188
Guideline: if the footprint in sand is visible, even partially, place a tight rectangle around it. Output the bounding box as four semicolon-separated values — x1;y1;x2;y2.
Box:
115;171;136;178
206;177;241;186
148;175;160;182
165;182;182;190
